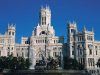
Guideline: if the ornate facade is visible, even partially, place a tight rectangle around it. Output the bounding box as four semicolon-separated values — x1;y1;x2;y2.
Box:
28;6;64;69
67;22;100;75
0;6;64;69
0;25;16;57
0;5;100;75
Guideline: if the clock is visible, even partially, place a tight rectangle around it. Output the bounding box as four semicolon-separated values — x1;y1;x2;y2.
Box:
88;45;92;49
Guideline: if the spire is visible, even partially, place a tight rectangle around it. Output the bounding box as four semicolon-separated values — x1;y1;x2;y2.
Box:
46;5;50;10
46;4;48;9
8;23;10;28
92;27;94;32
38;23;39;26
14;23;16;28
83;25;86;31
41;5;43;9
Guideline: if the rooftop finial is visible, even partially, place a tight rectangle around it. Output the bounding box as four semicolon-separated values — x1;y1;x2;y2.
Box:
11;23;13;26
83;25;86;31
8;23;10;28
46;4;47;8
41;5;43;9
73;21;76;24
14;24;16;28
92;27;94;32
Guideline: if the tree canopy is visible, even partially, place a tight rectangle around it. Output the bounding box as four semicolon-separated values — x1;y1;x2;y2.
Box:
63;57;84;70
0;55;31;70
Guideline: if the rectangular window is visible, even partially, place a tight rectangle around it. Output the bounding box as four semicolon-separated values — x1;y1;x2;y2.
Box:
45;17;46;24
45;40;46;43
8;47;10;50
91;36;93;41
17;53;18;57
12;32;14;35
12;47;13;50
53;52;56;57
55;52;56;57
25;41;29;44
25;41;27;44
96;50;98;55
71;29;74;33
88;58;90;66
72;51;74;55
36;40;37;43
88;58;94;66
89;50;92;55
54;40;55;43
43;40;44;43
42;17;46;25
95;46;97;49
9;32;11;35
42;17;43;25
93;58;95;66
11;52;13;56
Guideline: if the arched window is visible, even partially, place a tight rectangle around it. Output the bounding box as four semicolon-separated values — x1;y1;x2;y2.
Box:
40;31;47;35
8;47;10;50
12;32;14;35
96;50;98;55
42;31;45;34
9;32;11;35
11;52;13;56
89;49;92;55
12;47;13;50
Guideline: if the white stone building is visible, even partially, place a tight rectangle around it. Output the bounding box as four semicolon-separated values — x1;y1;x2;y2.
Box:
1;5;100;75
0;6;64;69
28;6;64;69
0;24;16;57
67;22;100;75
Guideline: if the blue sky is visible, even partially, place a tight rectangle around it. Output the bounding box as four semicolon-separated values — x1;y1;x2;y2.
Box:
0;0;100;43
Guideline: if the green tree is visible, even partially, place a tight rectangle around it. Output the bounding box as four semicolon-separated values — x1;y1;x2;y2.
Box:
0;55;31;70
0;56;6;69
25;58;31;69
47;57;59;70
1;56;7;69
63;57;84;70
97;58;100;67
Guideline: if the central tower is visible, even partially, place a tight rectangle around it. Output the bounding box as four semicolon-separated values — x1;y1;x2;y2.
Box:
32;6;55;36
39;6;51;26
29;6;64;69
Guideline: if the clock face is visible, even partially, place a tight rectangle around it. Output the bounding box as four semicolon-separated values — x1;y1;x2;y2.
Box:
42;11;46;15
88;45;92;49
